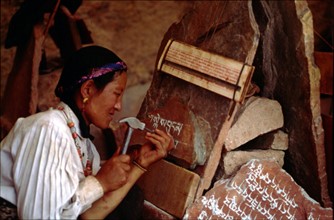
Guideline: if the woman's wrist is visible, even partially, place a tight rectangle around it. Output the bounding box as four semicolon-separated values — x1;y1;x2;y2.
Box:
132;160;147;173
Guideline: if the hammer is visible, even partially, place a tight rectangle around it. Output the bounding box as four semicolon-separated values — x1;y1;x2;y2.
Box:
119;117;154;154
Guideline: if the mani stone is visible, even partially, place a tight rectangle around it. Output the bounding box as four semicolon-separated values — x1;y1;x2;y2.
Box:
184;159;333;220
223;149;285;176
136;0;260;197
238;129;289;151
224;96;284;151
131;97;214;168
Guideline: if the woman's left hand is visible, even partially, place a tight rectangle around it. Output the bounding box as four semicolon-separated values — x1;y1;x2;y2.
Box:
135;129;174;169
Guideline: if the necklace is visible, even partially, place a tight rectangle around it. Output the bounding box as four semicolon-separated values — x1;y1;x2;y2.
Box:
58;106;92;176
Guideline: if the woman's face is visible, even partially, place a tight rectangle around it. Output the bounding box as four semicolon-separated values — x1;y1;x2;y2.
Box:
84;72;127;129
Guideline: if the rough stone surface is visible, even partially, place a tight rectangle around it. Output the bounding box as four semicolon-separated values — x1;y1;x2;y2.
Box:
251;1;332;206
134;1;259;199
184;159;333;220
223;149;285;177
225;96;284;151
239;129;289;151
131;97;213;168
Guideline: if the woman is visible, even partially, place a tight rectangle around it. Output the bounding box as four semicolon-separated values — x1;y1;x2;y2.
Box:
0;45;174;219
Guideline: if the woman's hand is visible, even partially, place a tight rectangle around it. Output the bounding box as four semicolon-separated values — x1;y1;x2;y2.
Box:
136;129;174;169
95;147;131;193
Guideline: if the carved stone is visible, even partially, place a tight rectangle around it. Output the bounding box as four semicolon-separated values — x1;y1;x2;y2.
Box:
134;1;260;200
223;149;285;176
184;159;333;219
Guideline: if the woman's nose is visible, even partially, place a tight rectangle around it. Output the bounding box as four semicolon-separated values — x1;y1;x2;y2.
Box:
114;99;122;111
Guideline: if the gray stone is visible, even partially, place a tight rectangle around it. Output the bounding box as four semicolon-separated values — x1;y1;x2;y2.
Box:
225;96;284;151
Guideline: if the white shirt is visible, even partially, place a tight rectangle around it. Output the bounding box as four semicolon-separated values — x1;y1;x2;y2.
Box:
0;102;104;219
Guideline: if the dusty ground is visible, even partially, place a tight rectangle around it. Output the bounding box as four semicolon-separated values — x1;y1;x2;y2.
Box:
0;1;192;114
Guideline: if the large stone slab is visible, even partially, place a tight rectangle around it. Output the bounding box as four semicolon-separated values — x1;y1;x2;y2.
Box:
251;1;331;206
225;96;284;151
223;149;285;176
133;0;260;201
132;97;214;169
184;159;333;219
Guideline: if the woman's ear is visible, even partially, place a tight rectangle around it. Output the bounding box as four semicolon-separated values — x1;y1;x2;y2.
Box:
80;80;96;98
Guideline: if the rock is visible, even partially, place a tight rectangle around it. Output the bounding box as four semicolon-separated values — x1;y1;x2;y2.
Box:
131;97;214;168
225;96;284;151
239;129;289;151
252;1;332;206
223;149;285;176
135;0;260;198
184;159;333;220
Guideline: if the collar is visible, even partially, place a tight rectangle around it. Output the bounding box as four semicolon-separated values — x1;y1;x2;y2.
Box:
59;101;94;140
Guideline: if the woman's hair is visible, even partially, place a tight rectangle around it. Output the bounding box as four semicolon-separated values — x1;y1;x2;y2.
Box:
55;45;127;102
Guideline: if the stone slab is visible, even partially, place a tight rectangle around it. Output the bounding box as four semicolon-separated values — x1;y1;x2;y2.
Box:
184;159;333;219
130;1;261;217
223;149;285;176
225;96;284;151
250;1;332;206
132;1;260;208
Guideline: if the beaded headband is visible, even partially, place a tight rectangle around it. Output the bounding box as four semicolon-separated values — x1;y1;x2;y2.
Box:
76;61;127;85
56;61;127;96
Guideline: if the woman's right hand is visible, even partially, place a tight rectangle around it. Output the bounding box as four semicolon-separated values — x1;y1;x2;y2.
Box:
94;147;131;193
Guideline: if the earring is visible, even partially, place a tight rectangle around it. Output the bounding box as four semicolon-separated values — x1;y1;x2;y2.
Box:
83;97;89;104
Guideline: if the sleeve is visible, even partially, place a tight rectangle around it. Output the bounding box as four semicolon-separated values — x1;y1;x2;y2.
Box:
12;119;104;219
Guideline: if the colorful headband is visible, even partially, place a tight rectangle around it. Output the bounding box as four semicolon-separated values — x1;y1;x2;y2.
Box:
76;61;127;85
56;61;127;97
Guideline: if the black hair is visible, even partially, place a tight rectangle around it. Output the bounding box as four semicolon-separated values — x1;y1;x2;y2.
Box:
55;45;126;103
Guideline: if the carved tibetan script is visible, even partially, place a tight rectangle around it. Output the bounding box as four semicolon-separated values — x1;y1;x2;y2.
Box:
185;159;333;219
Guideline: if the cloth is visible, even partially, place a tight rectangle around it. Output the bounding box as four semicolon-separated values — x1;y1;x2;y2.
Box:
0;102;104;219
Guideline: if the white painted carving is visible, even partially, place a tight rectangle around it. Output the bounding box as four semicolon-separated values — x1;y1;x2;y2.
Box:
148;113;184;136
198;160;299;219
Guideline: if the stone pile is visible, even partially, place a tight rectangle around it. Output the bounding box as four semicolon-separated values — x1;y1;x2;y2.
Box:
184;95;334;219
215;95;287;179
